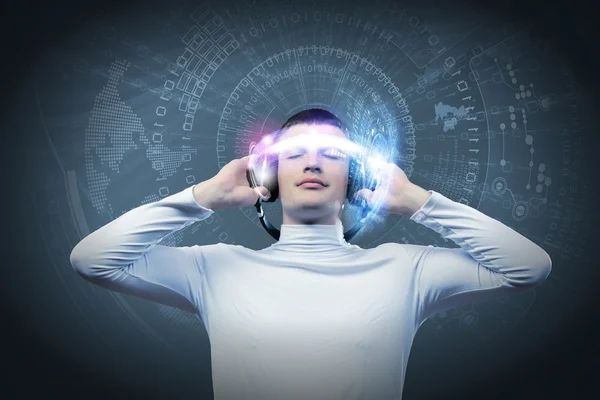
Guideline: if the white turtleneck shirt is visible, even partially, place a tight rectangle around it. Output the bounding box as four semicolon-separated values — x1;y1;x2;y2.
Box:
69;184;552;400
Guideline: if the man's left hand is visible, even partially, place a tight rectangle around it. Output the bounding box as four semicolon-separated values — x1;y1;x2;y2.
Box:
354;162;432;217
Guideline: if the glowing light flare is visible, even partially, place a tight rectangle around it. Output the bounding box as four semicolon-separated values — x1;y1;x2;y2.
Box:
248;127;398;219
247;152;271;187
263;133;363;157
259;156;269;185
365;152;387;170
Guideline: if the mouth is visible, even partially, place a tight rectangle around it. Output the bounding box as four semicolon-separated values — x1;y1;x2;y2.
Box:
299;182;325;189
297;178;327;188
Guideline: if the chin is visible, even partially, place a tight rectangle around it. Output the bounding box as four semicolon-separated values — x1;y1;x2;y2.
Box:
298;202;327;211
299;198;343;213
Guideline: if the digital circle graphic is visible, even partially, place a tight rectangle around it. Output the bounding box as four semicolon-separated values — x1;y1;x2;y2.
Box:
459;310;480;330
512;200;529;222
491;177;507;196
31;0;594;357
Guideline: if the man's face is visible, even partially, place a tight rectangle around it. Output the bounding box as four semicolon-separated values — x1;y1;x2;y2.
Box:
275;123;351;224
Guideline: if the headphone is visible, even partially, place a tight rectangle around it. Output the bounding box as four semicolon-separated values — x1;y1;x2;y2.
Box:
245;132;382;242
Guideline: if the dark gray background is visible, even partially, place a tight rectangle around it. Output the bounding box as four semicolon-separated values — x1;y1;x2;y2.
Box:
4;0;600;399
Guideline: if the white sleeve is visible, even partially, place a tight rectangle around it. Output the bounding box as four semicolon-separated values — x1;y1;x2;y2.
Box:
403;190;552;322
69;185;214;313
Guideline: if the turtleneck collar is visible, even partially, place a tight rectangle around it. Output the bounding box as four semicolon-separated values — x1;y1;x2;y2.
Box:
274;220;347;247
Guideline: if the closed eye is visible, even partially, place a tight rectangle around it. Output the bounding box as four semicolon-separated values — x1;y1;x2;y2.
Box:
281;147;347;160
321;148;347;160
288;154;344;160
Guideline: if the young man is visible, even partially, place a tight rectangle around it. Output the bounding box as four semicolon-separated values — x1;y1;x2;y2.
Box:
70;109;552;400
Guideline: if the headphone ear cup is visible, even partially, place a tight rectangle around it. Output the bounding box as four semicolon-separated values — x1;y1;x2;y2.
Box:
263;153;279;202
347;156;363;204
247;153;279;202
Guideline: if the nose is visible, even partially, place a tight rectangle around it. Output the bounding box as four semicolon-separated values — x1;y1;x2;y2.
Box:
303;151;322;173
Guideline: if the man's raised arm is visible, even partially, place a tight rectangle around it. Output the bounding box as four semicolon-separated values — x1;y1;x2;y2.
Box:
69;156;271;313
69;183;216;313
402;184;552;321
355;164;552;322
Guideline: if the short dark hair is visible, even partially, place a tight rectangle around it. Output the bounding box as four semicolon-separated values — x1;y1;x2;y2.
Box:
277;108;350;139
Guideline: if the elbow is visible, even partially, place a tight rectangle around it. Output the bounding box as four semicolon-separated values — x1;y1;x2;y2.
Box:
522;249;553;287
70;238;129;282
69;239;99;280
503;248;552;289
533;249;552;285
69;243;88;277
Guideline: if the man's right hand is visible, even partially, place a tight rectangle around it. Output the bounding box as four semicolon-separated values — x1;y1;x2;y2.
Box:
192;156;271;211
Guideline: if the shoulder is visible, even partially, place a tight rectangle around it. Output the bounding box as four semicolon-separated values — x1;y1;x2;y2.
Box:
189;242;256;256
370;242;435;262
368;241;423;253
186;242;240;260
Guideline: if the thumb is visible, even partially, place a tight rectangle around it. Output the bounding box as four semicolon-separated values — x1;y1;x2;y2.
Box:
254;185;271;201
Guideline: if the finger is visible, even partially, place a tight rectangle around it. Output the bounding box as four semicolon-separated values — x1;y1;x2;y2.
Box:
354;188;374;206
